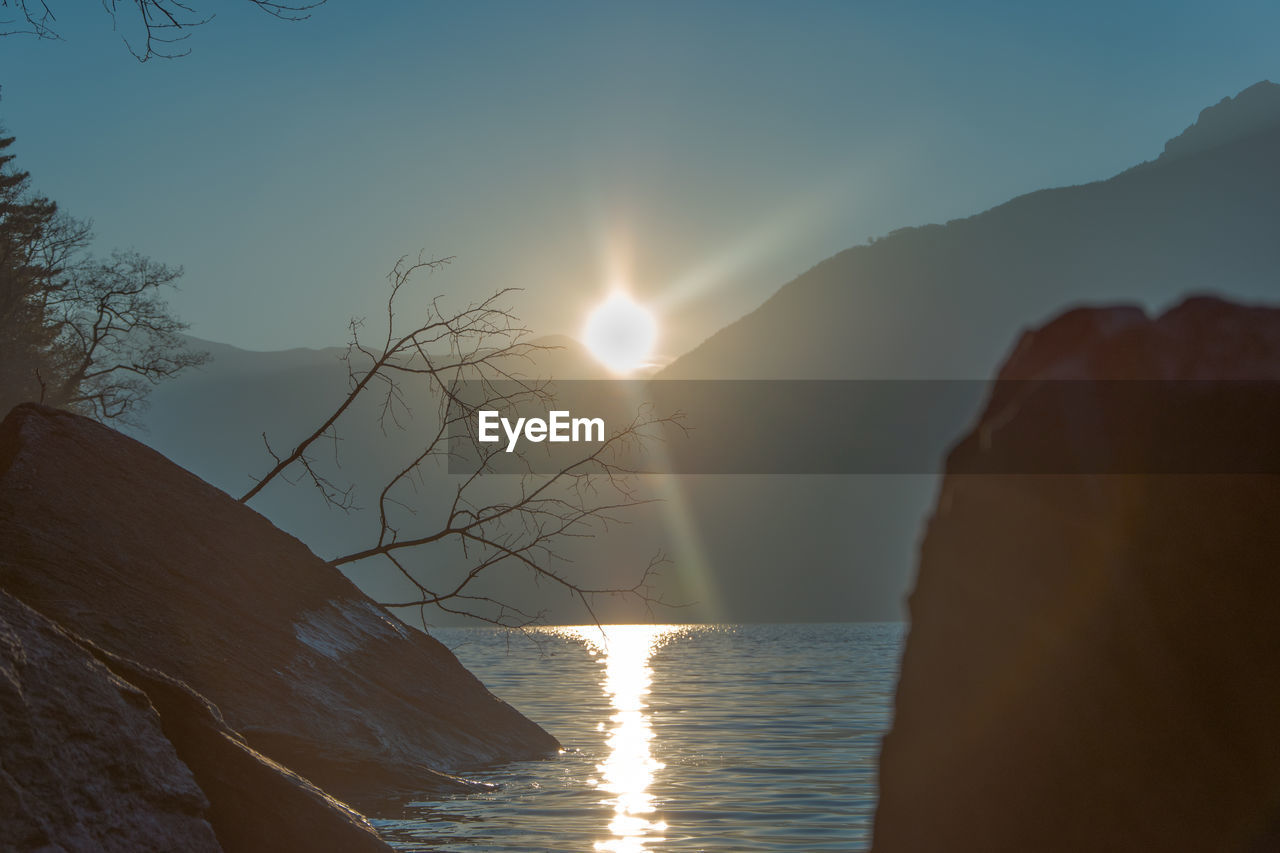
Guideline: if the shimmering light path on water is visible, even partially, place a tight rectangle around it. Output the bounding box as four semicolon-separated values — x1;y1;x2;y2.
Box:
374;623;904;852
567;625;676;852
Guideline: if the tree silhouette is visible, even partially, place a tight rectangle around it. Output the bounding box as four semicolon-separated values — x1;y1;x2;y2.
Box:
0;129;60;413
40;251;209;423
0;122;205;419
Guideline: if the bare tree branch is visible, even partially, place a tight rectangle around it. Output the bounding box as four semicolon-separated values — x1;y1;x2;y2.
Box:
243;252;688;626
1;0;325;60
0;0;56;39
41;249;209;424
239;252;458;506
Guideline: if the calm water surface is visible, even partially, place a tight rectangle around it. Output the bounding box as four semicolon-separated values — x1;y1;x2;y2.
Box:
374;623;904;852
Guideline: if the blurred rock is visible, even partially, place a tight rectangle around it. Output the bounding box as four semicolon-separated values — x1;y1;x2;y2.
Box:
874;296;1280;852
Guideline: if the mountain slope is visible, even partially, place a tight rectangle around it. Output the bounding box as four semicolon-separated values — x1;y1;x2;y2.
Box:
662;80;1280;379
134;83;1280;624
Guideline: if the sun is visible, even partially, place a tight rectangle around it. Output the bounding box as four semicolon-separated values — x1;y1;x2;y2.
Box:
581;292;658;374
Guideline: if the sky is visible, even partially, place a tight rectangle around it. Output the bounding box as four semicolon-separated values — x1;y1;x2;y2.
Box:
1;1;1278;360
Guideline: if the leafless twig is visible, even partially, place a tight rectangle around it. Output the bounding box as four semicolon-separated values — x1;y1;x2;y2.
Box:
243;252;687;626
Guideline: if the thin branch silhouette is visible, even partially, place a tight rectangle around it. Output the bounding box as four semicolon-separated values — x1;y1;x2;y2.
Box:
243;252;687;627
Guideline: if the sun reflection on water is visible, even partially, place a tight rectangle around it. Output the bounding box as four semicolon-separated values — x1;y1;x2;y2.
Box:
562;624;680;853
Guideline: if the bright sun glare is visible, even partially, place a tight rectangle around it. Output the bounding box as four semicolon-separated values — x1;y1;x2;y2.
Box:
582;293;658;374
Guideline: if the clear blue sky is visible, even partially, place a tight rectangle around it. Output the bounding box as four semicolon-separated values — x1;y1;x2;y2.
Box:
1;1;1276;357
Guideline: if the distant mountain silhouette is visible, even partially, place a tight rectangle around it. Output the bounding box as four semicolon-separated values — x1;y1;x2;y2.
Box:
662;80;1280;380
648;81;1280;623
136;83;1280;624
140;333;607;501
130;331;636;625
139;332;607;502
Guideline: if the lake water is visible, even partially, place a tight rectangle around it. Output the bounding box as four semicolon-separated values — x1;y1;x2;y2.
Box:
374;623;905;852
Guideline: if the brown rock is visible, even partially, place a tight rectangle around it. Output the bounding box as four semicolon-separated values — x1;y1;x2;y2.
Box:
874;297;1280;852
0;404;558;809
86;644;392;853
0;589;220;853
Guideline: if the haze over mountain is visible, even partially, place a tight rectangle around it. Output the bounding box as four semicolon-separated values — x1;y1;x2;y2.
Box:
136;82;1280;625
662;80;1280;380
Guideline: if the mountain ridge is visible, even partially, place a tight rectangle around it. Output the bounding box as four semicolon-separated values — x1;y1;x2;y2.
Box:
661;80;1280;380
1159;79;1280;162
136;82;1280;624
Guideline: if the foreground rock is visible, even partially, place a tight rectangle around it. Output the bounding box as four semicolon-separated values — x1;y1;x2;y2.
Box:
0;586;391;853
874;296;1280;852
0;589;220;852
89;643;391;853
0;404;559;808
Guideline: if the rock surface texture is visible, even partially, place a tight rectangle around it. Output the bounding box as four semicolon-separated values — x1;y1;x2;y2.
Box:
0;403;559;811
0;589;220;853
873;296;1280;852
91;643;392;853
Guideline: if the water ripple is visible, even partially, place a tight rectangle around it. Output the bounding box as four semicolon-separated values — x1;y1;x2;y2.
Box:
374;622;904;852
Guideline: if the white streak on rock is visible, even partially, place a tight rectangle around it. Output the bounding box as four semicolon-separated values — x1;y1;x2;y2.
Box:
293;600;408;661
